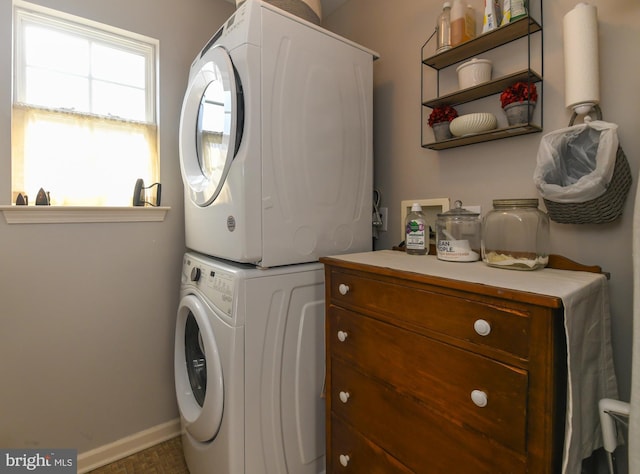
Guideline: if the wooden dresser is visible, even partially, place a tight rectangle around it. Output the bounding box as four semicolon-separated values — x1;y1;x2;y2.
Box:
320;252;579;473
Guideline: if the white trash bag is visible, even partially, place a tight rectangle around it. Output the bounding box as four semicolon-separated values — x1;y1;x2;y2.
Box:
534;119;619;203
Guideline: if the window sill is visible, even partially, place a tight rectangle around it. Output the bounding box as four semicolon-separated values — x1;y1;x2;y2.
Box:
0;206;170;224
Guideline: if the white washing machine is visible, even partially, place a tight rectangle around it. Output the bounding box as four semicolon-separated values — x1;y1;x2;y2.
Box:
179;0;378;268
175;251;326;473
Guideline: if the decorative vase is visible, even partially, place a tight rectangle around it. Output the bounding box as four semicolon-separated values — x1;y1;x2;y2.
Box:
503;101;536;126
432;121;452;141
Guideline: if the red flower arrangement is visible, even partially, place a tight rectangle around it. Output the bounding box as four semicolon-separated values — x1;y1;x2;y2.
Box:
500;81;538;108
428;105;458;127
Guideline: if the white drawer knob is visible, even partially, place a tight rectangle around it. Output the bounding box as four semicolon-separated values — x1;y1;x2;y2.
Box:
339;391;350;403
338;283;350;295
337;330;348;342
471;389;488;407
339;454;350;467
473;319;492;336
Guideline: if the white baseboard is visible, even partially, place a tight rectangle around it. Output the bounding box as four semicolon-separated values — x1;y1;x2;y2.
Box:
77;418;181;473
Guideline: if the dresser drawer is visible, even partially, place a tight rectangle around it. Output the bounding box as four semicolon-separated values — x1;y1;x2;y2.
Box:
329;307;528;453
331;360;527;473
330;415;412;473
328;268;530;359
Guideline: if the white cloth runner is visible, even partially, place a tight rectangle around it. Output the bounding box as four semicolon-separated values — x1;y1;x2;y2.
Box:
328;250;619;474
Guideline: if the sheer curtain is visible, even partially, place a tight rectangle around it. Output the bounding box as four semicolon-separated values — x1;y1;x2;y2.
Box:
12;104;158;206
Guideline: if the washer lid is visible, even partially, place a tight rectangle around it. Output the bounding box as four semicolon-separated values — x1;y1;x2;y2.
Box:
179;45;243;207
175;295;224;442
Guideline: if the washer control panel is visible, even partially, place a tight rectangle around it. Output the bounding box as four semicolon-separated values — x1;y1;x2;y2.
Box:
183;256;235;317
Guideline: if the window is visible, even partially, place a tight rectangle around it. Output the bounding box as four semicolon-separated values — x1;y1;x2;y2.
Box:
12;1;159;206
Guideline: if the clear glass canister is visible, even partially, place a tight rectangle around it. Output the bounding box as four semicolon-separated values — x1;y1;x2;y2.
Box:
481;198;550;270
436;200;481;262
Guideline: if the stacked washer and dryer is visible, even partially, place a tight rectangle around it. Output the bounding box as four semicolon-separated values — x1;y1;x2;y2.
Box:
174;1;377;473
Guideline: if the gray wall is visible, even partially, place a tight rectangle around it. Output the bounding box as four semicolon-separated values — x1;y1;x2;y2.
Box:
1;0;638;469
0;0;234;453
325;0;639;471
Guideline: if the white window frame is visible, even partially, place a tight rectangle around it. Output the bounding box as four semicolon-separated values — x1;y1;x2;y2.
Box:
3;1;167;223
13;2;158;123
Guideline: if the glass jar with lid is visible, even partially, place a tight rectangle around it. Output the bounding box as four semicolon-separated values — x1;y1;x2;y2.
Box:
481;198;550;270
436;200;481;262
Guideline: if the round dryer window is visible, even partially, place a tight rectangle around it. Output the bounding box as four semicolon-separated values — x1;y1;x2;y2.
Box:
179;45;244;207
174;295;224;442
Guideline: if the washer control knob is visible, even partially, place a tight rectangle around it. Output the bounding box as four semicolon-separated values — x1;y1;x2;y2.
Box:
338;283;350;295
339;391;350;403
190;267;201;282
337;330;348;342
339;454;350;467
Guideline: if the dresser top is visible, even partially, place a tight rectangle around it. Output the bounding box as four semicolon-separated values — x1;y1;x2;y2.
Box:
321;250;606;304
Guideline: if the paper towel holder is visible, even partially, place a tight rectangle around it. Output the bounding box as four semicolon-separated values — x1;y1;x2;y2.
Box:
569;103;602;126
572;102;598;116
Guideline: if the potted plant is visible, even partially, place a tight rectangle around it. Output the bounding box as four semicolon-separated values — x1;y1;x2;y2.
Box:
500;81;538;126
428;105;458;141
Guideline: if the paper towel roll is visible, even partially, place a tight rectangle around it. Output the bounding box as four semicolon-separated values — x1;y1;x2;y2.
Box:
563;3;600;113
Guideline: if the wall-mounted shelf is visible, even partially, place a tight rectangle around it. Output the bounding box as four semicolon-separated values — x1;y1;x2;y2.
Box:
423;16;541;70
421;7;543;150
425;123;542;150
423;69;542;109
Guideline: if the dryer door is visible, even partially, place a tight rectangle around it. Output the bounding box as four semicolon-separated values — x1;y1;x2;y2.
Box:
175;295;224;442
179;45;243;207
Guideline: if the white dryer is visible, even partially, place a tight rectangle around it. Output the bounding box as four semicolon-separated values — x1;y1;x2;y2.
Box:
179;0;378;268
175;251;326;473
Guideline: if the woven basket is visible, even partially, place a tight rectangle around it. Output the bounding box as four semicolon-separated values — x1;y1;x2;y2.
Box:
543;145;632;224
542;105;632;224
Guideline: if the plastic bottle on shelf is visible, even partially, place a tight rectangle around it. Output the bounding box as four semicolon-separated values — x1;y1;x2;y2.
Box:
510;0;528;21
500;0;511;26
405;203;428;255
466;4;477;40
451;0;476;46
493;0;503;26
450;0;465;46
436;2;452;54
501;0;527;26
482;0;498;33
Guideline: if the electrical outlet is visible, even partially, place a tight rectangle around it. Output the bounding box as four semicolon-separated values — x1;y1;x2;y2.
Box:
380;207;388;232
